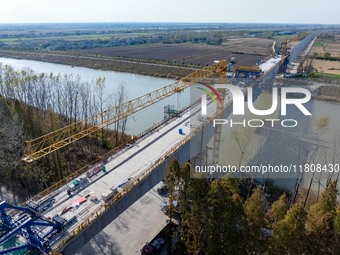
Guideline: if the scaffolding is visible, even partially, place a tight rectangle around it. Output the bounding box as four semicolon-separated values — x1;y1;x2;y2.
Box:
164;105;179;120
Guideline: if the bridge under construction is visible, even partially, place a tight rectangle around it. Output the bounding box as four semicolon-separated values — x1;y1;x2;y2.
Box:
0;32;317;255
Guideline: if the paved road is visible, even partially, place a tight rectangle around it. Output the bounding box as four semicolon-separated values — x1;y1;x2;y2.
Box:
75;183;168;255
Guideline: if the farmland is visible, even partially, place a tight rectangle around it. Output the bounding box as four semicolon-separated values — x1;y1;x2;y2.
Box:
305;31;340;76
0;23;330;78
313;41;324;47
0;37;273;78
312;59;340;75
80;38;273;67
0;50;194;78
309;42;340;57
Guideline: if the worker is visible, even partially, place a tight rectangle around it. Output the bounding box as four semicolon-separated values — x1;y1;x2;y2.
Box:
102;166;107;174
67;189;72;197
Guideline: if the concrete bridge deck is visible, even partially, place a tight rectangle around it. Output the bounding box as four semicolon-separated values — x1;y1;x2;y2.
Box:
1;53;285;255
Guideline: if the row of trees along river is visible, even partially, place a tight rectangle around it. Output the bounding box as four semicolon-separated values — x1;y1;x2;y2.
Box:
0;62;131;202
165;159;340;255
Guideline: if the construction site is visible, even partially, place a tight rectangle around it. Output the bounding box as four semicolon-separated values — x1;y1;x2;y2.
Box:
0;30;321;255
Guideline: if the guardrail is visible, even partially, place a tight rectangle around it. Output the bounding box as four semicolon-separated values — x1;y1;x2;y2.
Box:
52;98;223;253
24;100;199;208
26;140;135;204
53;97;226;252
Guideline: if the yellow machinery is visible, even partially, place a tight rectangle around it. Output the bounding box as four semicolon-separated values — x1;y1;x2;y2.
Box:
234;65;262;73
23;61;227;163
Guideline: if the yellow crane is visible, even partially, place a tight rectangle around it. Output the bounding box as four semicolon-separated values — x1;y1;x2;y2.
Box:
23;60;227;163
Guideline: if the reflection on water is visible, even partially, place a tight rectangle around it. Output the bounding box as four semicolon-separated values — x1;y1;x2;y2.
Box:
1;57;339;193
0;57;190;135
217;92;340;191
0;57;191;254
0;236;39;255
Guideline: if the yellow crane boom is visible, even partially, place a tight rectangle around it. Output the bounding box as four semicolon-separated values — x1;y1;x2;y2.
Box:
23;60;227;163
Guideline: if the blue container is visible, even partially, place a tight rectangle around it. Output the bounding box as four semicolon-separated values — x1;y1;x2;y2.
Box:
179;128;183;135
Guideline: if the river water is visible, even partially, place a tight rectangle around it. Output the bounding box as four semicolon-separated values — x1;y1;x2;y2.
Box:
1;57;340;192
0;57;190;135
1;57;340;253
0;58;192;254
217;91;340;190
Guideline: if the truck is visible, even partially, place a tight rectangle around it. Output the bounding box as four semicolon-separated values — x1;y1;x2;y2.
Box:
141;223;177;255
141;238;165;255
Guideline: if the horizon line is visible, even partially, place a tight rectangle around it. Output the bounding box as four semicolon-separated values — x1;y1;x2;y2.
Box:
0;21;339;26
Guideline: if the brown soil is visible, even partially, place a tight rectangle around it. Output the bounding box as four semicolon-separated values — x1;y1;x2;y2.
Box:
80;42;270;67
0;50;193;79
312;59;340;74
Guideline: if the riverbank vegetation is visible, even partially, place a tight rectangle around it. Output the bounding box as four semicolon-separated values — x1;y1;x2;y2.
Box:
164;159;340;255
0;49;194;79
0;63;130;202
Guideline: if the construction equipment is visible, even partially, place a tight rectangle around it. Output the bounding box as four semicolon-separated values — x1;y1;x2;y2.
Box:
23;61;227;163
234;65;263;78
0;201;76;254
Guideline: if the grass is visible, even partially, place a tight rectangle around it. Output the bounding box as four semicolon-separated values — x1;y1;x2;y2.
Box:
0;33;142;45
309;72;340;79
273;34;300;40
0;34;113;42
313;41;324;47
0;38;20;45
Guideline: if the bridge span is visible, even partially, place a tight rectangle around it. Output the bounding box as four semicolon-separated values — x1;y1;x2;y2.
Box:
0;58;281;255
1;33;316;254
56;60;283;254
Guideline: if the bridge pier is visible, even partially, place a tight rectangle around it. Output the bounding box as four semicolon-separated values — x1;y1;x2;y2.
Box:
60;142;191;255
60;102;236;255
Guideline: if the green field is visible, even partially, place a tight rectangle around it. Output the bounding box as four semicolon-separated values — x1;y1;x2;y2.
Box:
310;72;340;79
273;34;300;40
0;34;113;43
0;38;20;44
313;41;324;47
0;33;144;45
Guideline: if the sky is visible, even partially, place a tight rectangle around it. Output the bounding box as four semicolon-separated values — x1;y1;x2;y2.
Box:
0;0;339;24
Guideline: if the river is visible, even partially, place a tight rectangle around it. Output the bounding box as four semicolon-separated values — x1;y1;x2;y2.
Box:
0;57;190;135
217;91;340;190
1;57;340;254
1;57;340;193
0;58;192;254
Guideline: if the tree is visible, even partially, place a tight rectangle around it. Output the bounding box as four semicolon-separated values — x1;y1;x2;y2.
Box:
302;116;330;208
306;182;338;255
335;208;340;248
323;52;331;59
243;188;266;254
267;193;289;224
164;158;181;223
95;77;106;144
268;204;307;255
113;84;128;145
177;164;210;254
205;177;244;255
177;163;191;214
180;177;210;254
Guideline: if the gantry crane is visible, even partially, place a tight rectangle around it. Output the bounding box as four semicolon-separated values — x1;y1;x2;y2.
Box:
23;61;227;163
